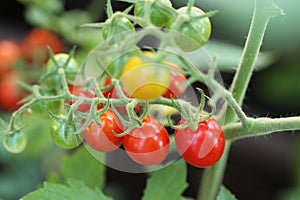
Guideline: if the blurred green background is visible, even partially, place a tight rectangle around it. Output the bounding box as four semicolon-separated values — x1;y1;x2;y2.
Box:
0;0;300;200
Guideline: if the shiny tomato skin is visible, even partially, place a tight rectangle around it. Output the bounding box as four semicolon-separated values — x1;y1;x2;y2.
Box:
162;61;187;98
134;0;173;27
167;6;211;52
123;116;170;166
0;72;25;112
0;40;22;72
3;130;27;154
120;51;171;100
175;117;225;168
83;110;124;152
22;28;64;62
50;115;83;149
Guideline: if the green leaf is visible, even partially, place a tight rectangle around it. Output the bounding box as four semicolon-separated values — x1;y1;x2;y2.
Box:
20;179;113;200
183;40;276;72
216;185;237;200
61;146;106;189
142;159;188;200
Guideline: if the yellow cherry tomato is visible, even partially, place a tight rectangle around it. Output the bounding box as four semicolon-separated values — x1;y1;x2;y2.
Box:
120;52;171;100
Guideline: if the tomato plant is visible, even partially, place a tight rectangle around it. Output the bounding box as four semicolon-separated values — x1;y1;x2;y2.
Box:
50;116;83;149
120;51;171;100
175;117;225;168
123;116;170;166
0;39;22;73
22;28;64;62
1;0;297;200
167;6;211;52
83;110;123;152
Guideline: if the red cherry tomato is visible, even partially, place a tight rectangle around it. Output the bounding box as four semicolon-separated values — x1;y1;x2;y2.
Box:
175;117;225;168
0;40;22;73
22;28;64;62
162;61;187;98
123;116;170;166
68;85;97;113
0;71;26;111
83;110;124;152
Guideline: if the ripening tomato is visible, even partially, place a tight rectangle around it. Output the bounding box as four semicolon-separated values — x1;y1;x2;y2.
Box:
83;110;124;152
0;40;22;72
50;116;83;149
123;116;170;166
45;53;80;89
175;117;225;168
0;71;26;112
22;28;64;62
120;51;171;100
134;0;173;27
167;6;211;52
162;61;187;98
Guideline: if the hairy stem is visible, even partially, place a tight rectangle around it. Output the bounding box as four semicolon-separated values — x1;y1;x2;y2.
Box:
197;1;283;200
225;116;300;141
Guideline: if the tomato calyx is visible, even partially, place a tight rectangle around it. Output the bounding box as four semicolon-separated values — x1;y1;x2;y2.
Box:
48;112;83;149
102;12;135;41
134;0;176;27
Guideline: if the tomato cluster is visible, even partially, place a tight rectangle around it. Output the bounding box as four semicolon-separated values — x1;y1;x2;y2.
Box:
0;28;64;112
83;109;171;166
62;51;224;167
1;0;225;169
81;108;224;167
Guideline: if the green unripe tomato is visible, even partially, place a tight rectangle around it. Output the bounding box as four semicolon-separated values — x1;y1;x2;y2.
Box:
45;53;80;89
168;6;212;52
102;14;135;41
50;116;83;149
3;131;27;154
134;0;173;27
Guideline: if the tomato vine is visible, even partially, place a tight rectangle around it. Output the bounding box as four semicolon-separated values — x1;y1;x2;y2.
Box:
0;0;297;200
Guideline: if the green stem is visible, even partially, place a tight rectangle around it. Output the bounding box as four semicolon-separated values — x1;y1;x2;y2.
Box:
197;0;283;200
225;116;300;141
